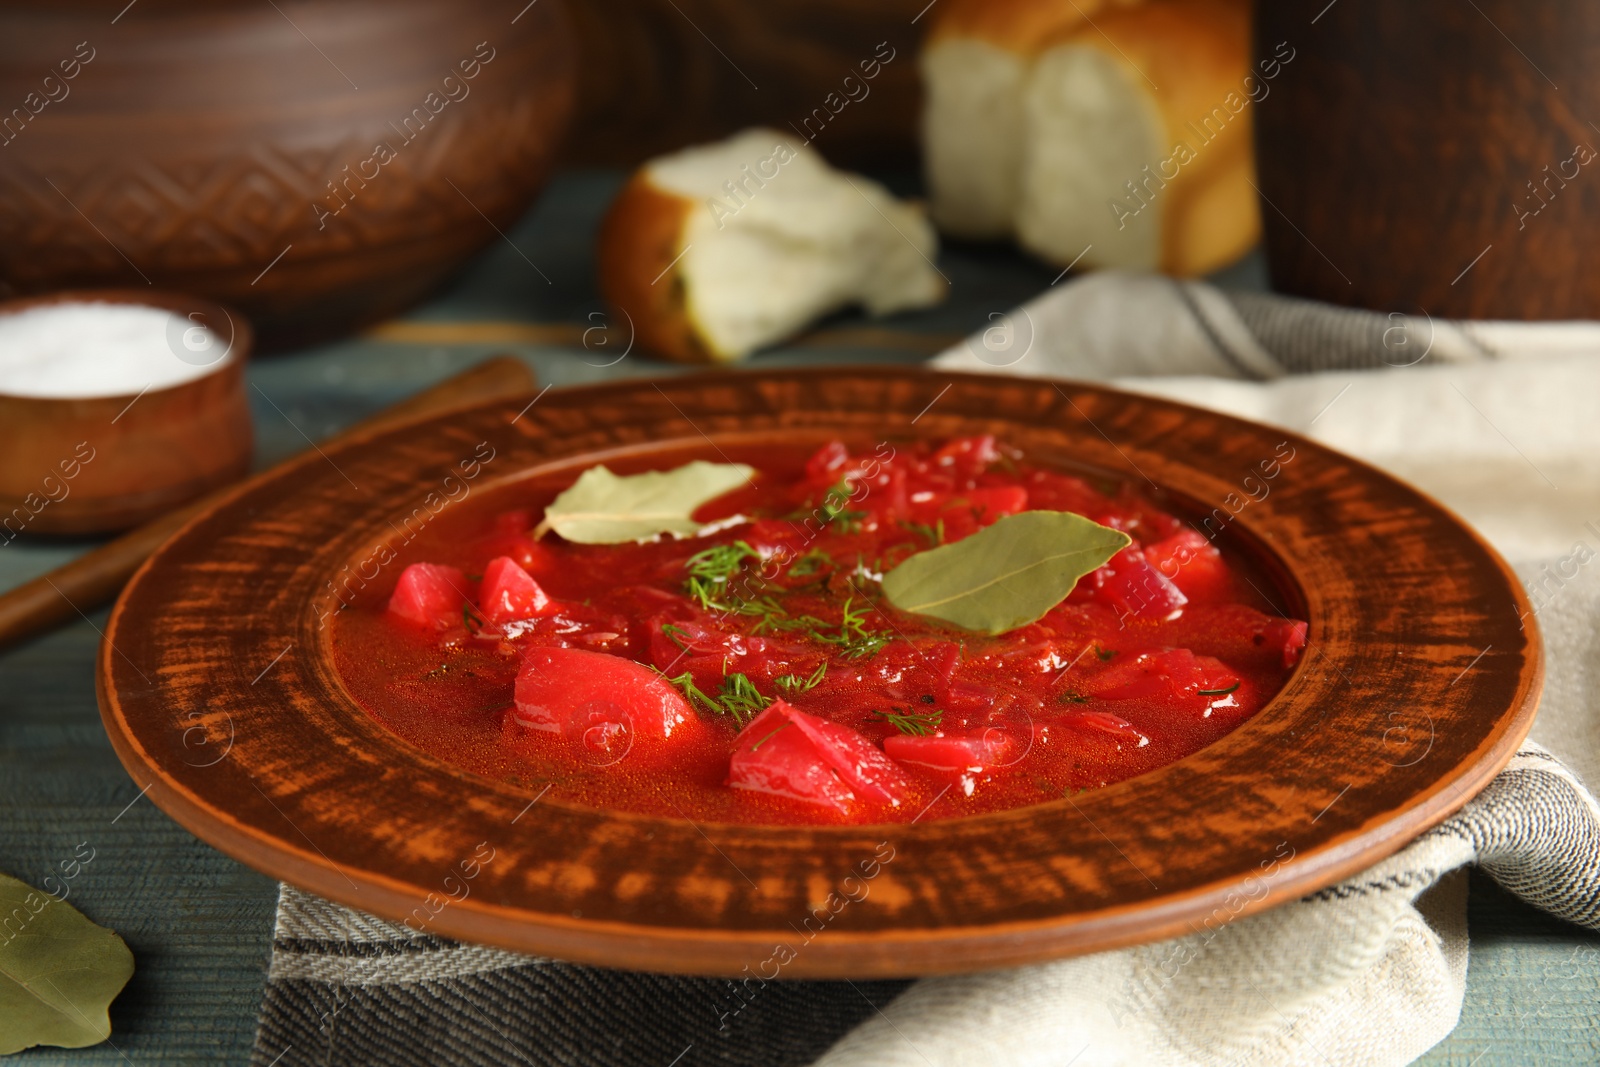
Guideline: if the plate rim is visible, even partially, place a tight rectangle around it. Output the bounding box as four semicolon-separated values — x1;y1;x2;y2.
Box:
97;366;1543;976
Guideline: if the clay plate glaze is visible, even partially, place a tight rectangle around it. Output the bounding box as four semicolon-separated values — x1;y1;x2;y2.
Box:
96;369;1542;977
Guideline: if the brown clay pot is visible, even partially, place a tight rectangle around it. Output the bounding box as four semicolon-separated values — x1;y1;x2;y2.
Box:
1254;1;1600;319
0;0;576;348
0;289;253;536
562;0;926;169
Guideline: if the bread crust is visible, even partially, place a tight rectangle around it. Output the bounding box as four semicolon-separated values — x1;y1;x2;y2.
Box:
926;0;1143;55
926;0;1258;276
597;173;721;364
1043;0;1258;275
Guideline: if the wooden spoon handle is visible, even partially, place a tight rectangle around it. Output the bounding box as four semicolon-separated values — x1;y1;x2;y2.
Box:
0;355;537;653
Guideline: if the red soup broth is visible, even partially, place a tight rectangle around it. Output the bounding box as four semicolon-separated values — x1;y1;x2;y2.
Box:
330;436;1307;827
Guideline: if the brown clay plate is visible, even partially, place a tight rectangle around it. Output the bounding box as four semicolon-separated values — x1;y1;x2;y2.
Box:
97;368;1541;977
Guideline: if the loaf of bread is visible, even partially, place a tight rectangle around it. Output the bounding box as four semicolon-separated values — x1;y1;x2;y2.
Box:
598;129;946;364
921;0;1263;277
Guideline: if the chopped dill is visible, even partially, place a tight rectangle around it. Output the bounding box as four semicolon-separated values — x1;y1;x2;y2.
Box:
775;662;828;693
717;673;770;722
786;548;834;578
665;671;722;716
766;596;889;659
685;540;761;584
899;518;944;549
1198;681;1241;697
873;706;944;736
1056;690;1090;705
820;478;867;534
663;669;771;726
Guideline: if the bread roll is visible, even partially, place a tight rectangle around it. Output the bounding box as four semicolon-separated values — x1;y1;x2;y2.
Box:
920;0;1136;238
599;129;946;364
921;0;1259;276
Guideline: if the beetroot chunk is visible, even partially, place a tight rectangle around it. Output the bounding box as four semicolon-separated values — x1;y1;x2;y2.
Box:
729;700;909;811
479;555;556;626
514;646;695;746
387;563;468;630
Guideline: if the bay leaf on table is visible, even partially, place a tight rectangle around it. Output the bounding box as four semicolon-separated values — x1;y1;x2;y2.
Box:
535;460;754;544
0;870;134;1054
880;510;1131;635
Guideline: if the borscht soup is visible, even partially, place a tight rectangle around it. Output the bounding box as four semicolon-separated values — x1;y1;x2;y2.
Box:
330;436;1306;826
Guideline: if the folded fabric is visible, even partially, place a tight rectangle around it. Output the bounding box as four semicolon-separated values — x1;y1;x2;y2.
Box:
251;272;1600;1067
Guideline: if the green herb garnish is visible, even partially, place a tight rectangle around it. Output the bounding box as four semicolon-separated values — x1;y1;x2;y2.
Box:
899;518;945;549
717;673;771;723
1057;690;1090;704
775;662;828;693
665;671;721;716
820;478;868;534
766;596;889;659
787;549;833;578
664;670;771;725
1198;681;1241;697
686;540;760;584
873;706;944;736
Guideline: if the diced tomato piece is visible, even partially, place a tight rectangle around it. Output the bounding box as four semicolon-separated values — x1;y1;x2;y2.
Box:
479;556;556;626
804;441;851;483
513;647;695;748
387;563;468;630
860;640;960;704
1094;546;1189;621
1269;617;1308;667
729;700;909;810
782;707;911;805
906;485;1029;541
1021;470;1110;516
1083;648;1240;712
729;705;856;812
929;435;1000;479
883;730;1014;773
743;518;807;562
944;486;1027;529
473;510;559;575
1142;529;1231;603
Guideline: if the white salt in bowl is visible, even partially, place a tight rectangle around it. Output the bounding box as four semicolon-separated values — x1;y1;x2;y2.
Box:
0;290;254;535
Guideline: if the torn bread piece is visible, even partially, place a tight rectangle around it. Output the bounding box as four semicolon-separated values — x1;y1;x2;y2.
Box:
921;0;1259;276
598;129;946;364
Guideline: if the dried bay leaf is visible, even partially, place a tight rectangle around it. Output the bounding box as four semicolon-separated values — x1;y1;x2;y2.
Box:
0;871;134;1054
881;510;1131;635
535;460;754;544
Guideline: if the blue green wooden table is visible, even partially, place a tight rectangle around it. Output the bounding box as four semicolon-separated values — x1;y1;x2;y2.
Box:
1;171;1596;1065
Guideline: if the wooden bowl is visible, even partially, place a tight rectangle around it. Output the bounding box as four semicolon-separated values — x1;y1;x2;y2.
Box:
0;289;252;536
0;0;575;348
96;369;1540;976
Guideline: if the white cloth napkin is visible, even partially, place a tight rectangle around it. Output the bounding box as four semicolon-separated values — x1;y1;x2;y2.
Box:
796;272;1600;1067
